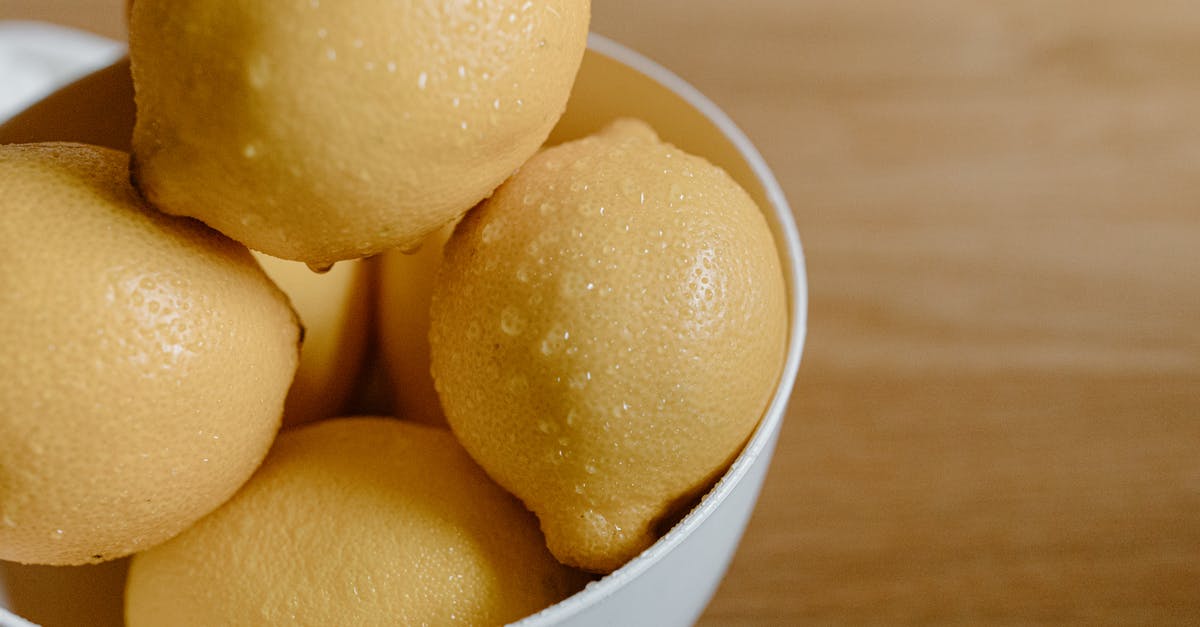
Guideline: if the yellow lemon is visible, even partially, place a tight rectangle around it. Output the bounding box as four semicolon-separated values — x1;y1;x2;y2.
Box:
124;417;590;626
430;119;788;573
128;0;591;266
0;143;300;566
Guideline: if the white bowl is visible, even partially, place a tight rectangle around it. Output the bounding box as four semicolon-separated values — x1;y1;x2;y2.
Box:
0;33;807;627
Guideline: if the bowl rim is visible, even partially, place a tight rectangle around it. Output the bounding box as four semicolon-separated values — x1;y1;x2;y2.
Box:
515;32;809;625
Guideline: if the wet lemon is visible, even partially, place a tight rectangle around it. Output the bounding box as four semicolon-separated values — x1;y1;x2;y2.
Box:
0;143;299;566
128;0;591;266
125;417;590;625
430;119;788;572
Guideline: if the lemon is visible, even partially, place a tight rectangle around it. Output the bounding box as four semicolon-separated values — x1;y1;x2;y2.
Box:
429;119;789;573
253;253;371;427
128;0;591;266
124;417;590;626
0;143;300;566
377;224;454;426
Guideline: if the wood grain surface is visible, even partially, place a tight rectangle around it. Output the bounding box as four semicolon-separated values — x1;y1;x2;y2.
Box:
3;1;1198;624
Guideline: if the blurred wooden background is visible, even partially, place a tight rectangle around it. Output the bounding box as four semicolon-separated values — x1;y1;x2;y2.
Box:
4;1;1199;624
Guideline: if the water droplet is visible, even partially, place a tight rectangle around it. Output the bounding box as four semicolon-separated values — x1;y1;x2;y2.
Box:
507;375;528;394
515;265;530;283
306;261;334;274
669;183;683;202
493;98;501;110
457;64;466;78
242;144;258;158
538;201;555;216
417;72;428;89
500;307;524;335
386;61;397;72
352;38;364;49
582;509;609;533
568;371;589;390
247;55;270;88
325;47;337;61
584;463;597;474
539;327;567;355
480;221;500;244
566;409;578;427
537;420;553;434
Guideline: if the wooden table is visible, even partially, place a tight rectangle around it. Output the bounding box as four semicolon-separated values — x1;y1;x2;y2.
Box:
4;1;1198;624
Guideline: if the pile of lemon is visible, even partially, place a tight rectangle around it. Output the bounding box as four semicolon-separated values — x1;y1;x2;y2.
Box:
0;1;787;624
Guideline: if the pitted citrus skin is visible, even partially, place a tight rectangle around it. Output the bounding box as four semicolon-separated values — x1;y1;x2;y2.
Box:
430;119;788;573
129;0;591;266
0;142;300;566
125;417;590;626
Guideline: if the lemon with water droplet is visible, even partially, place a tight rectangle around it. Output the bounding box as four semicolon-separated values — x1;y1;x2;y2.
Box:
128;0;591;266
124;417;589;625
0;143;300;566
430;119;788;573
